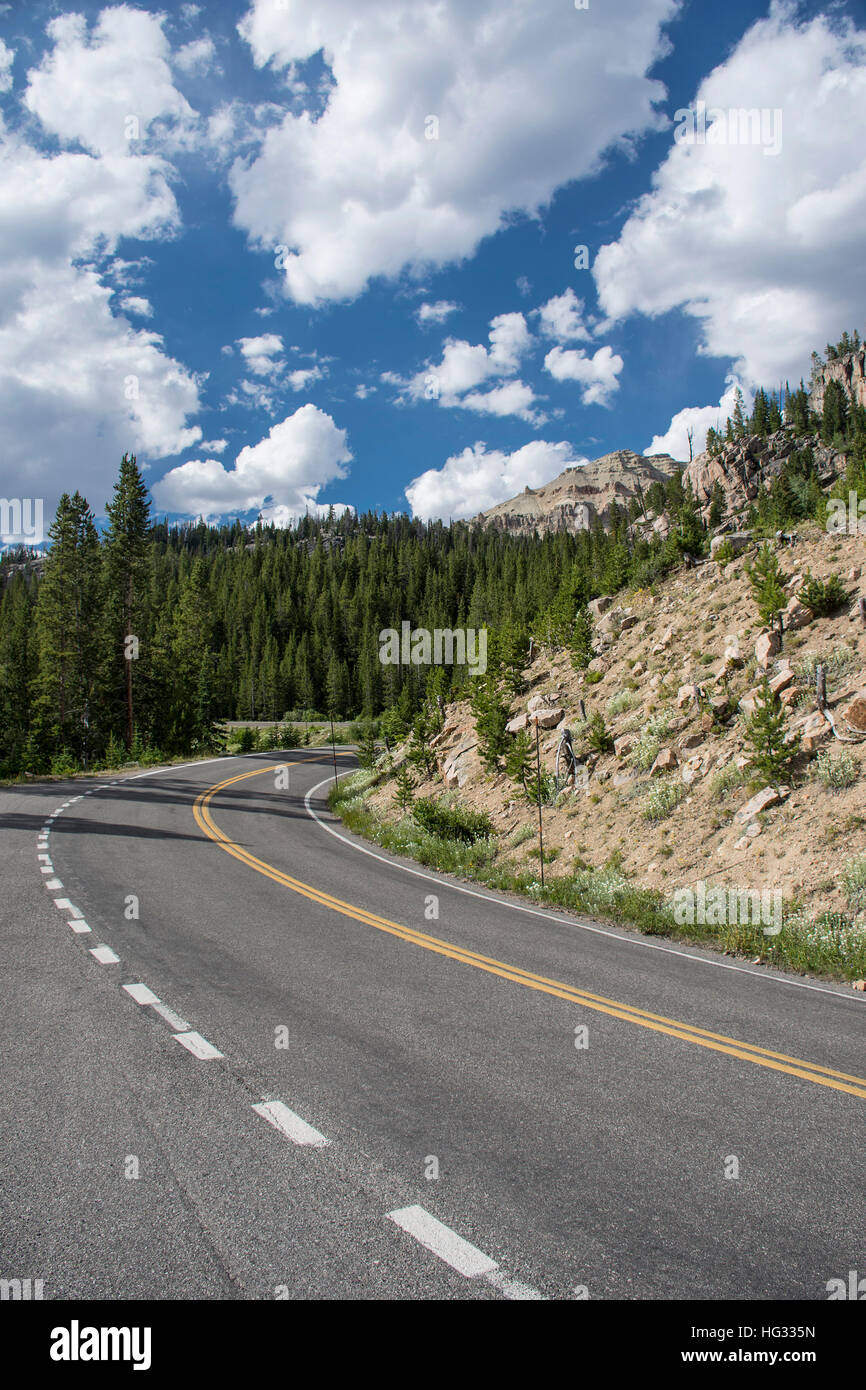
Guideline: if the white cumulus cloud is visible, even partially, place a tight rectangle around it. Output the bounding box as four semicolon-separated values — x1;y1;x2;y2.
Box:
237;333;284;376
232;0;675;303
543;344;624;406
594;3;866;390
153;404;352;520
645;382;744;461
535;288;591;343
416;300;459;326
405;439;584;520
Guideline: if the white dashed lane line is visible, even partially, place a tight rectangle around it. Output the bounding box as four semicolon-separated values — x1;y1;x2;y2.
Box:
122;982;161;1006
152;1002;192;1032
70;920;92;934
90;945;120;965
173;1031;224;1060
387;1205;546;1299
252;1100;330;1148
52;897;83;918
44;878;62;890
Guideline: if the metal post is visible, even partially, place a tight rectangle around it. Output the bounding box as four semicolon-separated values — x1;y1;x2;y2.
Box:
859;595;866;630
330;713;338;788
534;717;544;889
816;663;826;712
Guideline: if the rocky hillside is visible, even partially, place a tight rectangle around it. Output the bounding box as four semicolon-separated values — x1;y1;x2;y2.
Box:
684;430;844;523
474;449;682;535
369;523;866;935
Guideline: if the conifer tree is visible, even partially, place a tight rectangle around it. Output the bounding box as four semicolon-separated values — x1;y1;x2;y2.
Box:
103;454;152;749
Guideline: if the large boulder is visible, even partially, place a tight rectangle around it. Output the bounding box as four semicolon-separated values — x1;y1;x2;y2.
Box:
530;706;565;730
784;596;813;630
710;530;753;558
506;713;529;734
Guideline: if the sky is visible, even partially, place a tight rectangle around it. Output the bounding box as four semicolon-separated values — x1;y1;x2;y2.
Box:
0;0;864;535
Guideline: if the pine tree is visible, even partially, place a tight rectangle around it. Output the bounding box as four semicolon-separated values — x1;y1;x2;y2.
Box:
470;672;509;771
570;605;594;670
31;492;102;766
744;676;800;782
103;454;152;749
394;760;415;811
746;544;787;625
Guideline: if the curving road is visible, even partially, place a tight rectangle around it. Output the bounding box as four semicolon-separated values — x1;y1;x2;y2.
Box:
1;750;864;1301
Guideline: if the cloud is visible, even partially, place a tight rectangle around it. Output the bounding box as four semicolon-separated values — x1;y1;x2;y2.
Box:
0;16;203;513
24;9;198;157
174;37;217;76
237;333;284;376
198;438;228;454
119;295;153;318
0;39;13;92
287;365;323;391
354;383;375;399
232;0;675;303
457;380;540;423
593;4;866;390
644;382;743;460
404;311;534;417
405;439;584;520
535;287;591;343
543;344;624;405
153;404;352;520
416;300;459;326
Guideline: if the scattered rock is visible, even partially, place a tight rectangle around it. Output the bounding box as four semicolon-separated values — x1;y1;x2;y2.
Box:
631;661;645;677
679;731;704;750
784;596;812;630
530;707;564;730
734;786;781;823
755;630;782;668
506;713;528;734
677;683;697;709
650;747;678;775
769;667;795;696
841;695;866;732
613;734;634;758
587;595;613;619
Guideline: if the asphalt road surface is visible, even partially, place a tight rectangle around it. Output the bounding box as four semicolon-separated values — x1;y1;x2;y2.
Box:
2;750;864;1301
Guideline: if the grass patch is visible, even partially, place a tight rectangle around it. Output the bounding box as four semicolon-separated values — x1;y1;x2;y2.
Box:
813;749;859;792
327;771;866;979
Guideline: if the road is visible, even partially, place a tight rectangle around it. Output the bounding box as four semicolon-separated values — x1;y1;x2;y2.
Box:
1;749;864;1301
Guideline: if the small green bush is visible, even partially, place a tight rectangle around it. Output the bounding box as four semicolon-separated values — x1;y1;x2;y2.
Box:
584;670;603;685
642;783;684;821
412;797;494;844
813;749;858;791
798;571;848;617
236;726;256;752
842;856;866;911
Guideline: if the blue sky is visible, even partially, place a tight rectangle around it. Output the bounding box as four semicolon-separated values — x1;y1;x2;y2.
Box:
0;0;864;534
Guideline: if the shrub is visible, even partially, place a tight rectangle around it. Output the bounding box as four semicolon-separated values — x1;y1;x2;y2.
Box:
606;690;637;717
842;856;866;911
708;762;748;799
584;670;603;685
745;543;787;625
642;783;684;821
412;797;494;843
585;710;614;753
714;539;736;567
50;749;79;776
813;749;858;791
236;726;256;752
798;571;848;617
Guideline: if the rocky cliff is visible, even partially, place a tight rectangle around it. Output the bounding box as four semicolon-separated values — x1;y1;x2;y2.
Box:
810;347;866;415
474;449;682;536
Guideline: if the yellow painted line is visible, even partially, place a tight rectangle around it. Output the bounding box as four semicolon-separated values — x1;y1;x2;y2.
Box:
193;763;866;1101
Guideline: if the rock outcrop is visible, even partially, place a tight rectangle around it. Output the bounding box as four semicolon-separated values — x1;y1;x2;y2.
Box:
474;450;682;537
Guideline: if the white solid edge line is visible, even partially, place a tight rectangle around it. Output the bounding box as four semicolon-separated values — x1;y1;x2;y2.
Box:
303;772;856;1004
388;1205;498;1278
173;1031;223;1060
252;1100;330;1148
123;982;161;1006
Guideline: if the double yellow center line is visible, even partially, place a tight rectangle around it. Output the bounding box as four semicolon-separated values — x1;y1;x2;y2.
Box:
193;763;866;1101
